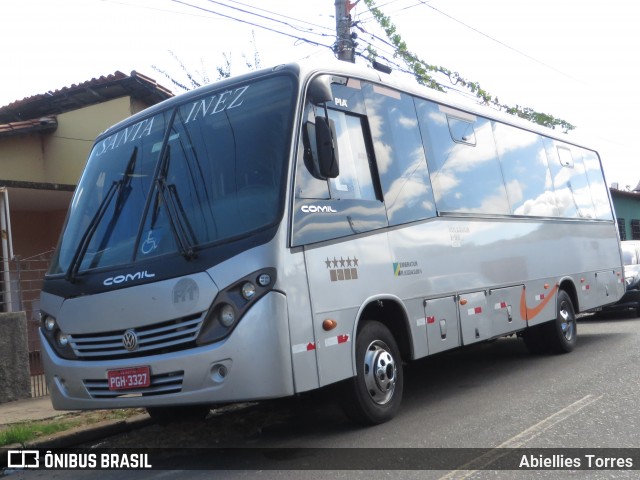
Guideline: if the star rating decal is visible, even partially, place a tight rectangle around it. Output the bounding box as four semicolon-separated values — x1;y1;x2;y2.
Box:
324;256;360;282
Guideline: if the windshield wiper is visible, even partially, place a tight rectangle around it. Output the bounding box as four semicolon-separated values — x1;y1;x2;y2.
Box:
154;146;198;260
65;180;119;283
65;147;138;282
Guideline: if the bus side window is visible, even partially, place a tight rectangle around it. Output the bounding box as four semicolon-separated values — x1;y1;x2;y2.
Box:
292;102;388;246
325;109;378;201
582;150;613;220
416;100;510;215
296;107;377;202
493;123;559;217
545;140;596;219
362;82;437;225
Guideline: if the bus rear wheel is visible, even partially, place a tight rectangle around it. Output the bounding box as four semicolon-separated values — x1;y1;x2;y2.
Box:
341;321;403;425
545;290;577;353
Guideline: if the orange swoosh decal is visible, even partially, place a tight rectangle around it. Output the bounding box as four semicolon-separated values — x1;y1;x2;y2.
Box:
520;284;558;320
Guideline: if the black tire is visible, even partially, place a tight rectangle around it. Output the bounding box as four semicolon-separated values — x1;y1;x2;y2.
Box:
146;405;211;425
341;321;403;425
544;290;577;354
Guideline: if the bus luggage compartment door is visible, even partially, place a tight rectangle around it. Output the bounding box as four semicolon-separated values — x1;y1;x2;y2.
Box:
595;269;624;306
423;296;461;355
487;285;525;337
458;291;491;345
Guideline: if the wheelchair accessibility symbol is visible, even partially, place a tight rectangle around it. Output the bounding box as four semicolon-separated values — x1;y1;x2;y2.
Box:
141;230;159;255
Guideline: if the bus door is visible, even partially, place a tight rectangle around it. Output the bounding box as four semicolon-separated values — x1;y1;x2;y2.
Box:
292;77;389;386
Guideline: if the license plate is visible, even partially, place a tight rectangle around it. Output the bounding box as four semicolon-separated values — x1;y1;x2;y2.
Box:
107;366;151;391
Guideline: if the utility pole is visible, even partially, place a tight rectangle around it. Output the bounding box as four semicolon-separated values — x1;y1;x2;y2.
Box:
335;0;355;63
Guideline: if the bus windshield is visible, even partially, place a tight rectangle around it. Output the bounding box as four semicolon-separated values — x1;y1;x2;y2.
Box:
49;74;295;276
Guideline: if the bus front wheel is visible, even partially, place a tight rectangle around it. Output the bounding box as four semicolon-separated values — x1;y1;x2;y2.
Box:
341;321;404;425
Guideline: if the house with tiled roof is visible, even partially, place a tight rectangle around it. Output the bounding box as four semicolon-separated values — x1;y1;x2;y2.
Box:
0;70;172;298
610;184;640;241
0;72;173;398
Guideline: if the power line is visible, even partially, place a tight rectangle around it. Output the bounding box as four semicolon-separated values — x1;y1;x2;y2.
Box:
415;0;588;85
200;0;332;37
357;0;422;23
102;0;335;48
98;0;220;21
170;0;334;50
225;0;334;33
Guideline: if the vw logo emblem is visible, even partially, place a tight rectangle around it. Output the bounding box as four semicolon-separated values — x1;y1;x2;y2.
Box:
122;329;139;352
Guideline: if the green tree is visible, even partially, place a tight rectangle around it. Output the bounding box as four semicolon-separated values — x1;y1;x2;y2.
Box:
363;0;574;132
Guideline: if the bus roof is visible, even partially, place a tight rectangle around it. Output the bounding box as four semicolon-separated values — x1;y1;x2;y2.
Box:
98;59;596;153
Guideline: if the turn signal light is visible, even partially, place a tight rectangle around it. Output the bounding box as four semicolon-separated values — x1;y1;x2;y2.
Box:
322;319;337;331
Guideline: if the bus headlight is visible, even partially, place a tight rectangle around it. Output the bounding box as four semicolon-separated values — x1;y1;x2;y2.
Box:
241;282;256;300
197;268;277;345
44;316;57;332
219;304;236;327
40;313;77;360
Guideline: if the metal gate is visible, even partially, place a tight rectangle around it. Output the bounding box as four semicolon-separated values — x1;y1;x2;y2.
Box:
1;250;53;397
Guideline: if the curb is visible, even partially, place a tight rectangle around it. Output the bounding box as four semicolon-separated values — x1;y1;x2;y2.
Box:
5;414;153;450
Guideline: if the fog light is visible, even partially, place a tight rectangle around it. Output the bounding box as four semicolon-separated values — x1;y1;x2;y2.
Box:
56;332;70;347
44;317;57;332
257;273;271;287
219;304;236;327
241;282;256;300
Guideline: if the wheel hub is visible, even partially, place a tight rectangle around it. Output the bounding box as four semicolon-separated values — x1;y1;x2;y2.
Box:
363;340;396;405
559;303;575;341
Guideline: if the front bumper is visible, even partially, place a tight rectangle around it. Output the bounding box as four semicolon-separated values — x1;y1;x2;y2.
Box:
41;292;294;410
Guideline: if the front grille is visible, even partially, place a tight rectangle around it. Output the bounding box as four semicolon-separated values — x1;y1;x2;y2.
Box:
84;371;184;398
68;314;204;359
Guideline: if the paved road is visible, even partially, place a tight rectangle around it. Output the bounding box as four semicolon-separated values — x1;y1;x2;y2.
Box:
6;312;640;479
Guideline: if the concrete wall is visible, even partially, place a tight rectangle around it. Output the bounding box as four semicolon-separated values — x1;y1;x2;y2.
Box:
0;135;47;183
0;311;31;403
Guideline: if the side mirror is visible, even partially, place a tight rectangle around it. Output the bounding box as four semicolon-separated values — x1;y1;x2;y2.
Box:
308;75;334;104
304;116;339;180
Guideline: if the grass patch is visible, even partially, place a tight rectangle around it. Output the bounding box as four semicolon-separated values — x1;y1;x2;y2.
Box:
0;419;81;447
0;408;145;447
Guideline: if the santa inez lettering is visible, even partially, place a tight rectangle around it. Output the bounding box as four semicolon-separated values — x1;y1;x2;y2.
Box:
95;117;155;157
183;85;250;124
92;85;250;158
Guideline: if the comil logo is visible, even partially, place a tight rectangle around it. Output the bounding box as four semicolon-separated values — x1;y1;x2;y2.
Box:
301;205;337;213
103;270;155;286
